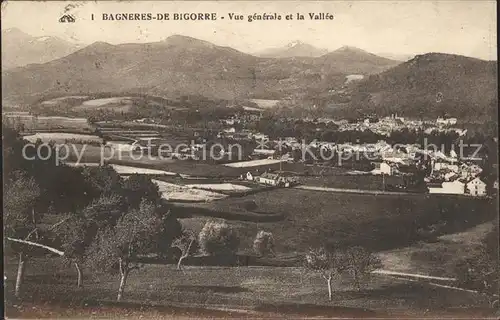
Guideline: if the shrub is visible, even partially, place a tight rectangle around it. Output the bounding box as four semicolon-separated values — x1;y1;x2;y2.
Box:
198;220;239;255
253;231;275;257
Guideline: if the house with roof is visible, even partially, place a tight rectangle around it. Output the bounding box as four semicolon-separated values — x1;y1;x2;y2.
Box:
465;177;487;197
245;172;254;181
371;162;396;176
433;161;459;173
256;172;296;187
428;179;465;195
444;171;459;181
436;117;457;126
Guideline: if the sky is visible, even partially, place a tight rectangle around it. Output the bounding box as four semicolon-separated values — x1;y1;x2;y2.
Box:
1;1;497;60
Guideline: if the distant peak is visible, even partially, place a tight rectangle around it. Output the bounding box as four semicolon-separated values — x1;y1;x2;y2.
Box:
334;45;368;54
287;40;305;48
3;27;24;33
91;41;113;47
163;34;215;48
2;27;32;37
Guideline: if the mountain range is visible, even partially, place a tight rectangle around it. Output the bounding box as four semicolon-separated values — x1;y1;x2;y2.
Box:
256;41;328;58
2;33;497;120
2;35;398;103
2;28;82;70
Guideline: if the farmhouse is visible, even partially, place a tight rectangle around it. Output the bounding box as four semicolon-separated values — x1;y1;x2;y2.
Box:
433;161;459;173
371;162;395;176
256;172;296;187
245;172;254;181
257;172;284;186
428;179;465;195
466;177;487;197
436;117;458;126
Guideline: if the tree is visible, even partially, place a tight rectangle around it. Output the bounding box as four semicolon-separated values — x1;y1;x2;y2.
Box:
253;231;275;257
57;194;123;288
121;174;162;208
305;247;346;301
198;221;239;255
58;215;87;288
171;230;196;270
4;173;41;298
454;225;499;305
149;207;183;260
82;165;123;198
86;200;162;301
344;246;382;291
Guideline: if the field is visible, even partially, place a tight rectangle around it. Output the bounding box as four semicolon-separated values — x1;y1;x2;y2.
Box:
177;189;497;254
41;96;89;105
4;257;494;318
250;99;281;109
153;179;227;202
73;97;134;112
224;159;286;168
298;174;385;190
379;220;497;277
23;132;103;144
186;183;251;191
4;115;91;131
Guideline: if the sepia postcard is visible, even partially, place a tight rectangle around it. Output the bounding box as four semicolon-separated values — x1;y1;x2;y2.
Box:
2;1;498;318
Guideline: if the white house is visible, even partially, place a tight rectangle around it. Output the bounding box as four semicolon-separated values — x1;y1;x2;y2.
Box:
433;162;459;173
436;117;458;126
371;162;394;176
257;173;283;186
246;172;254;181
256;172;295;187
444;171;459;181
253;149;276;156
466;177;487;197
428;179;465;195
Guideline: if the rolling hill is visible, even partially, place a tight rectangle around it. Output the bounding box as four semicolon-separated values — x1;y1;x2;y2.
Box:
315;46;400;75
348;53;498;120
2;35;400;104
256;41;328;58
2;28;82;70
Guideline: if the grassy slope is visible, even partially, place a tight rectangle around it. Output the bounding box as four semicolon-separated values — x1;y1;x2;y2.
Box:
378;220;497;277
4;257;493;318
179;189;497;254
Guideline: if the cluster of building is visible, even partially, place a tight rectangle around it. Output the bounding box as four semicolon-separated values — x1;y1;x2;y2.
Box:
244;171;298;188
300;115;465;137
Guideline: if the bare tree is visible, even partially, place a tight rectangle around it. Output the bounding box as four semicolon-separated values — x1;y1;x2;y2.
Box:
344;246;382;291
86;200;162;301
305;247;346;301
171;231;196;270
59;195;123;288
4;175;41;298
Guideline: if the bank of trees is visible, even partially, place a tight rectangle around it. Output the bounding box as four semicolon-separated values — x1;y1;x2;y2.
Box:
3;126;181;300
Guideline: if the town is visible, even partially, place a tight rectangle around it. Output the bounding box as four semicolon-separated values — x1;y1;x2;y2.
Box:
2;2;498;317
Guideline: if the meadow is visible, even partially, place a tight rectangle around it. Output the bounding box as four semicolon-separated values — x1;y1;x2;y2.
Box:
4;114;91;132
176;189;497;254
4;257;493;318
23;132;103;144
